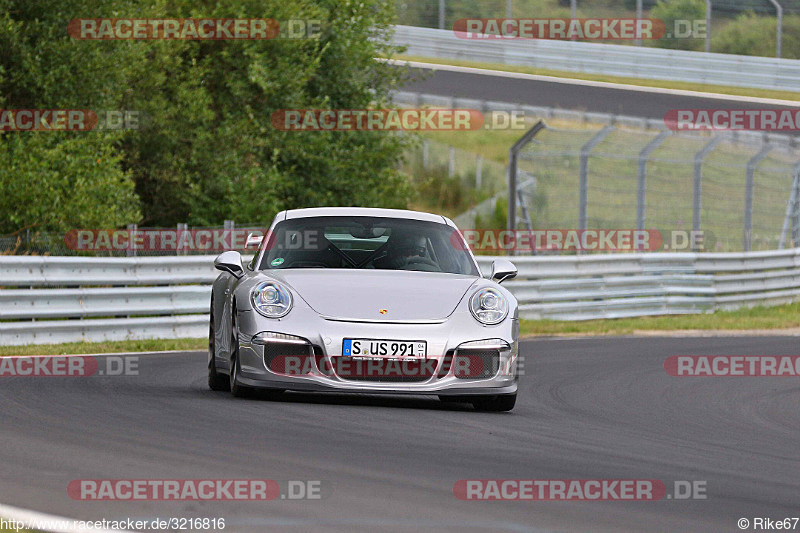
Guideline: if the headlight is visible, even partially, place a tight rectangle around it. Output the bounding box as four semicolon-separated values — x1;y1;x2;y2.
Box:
251;282;293;318
469;287;508;325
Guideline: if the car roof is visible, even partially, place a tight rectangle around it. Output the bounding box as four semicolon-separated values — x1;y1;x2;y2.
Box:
281;207;450;225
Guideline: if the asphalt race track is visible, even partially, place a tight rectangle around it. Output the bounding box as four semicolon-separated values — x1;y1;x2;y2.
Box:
2;336;799;532
400;64;800;119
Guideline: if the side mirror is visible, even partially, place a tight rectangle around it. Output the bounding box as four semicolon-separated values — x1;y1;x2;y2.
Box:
214;250;244;278
490;259;517;284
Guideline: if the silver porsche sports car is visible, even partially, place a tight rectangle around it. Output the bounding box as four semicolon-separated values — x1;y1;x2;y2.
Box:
208;207;520;411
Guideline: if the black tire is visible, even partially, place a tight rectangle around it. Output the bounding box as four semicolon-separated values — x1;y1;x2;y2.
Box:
471;393;517;412
229;354;250;398
208;305;230;392
229;305;252;398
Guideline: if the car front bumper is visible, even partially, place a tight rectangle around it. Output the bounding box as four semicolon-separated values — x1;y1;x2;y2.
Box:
234;305;519;395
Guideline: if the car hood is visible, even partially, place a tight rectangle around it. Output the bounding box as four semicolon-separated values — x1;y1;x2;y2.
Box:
266;269;480;321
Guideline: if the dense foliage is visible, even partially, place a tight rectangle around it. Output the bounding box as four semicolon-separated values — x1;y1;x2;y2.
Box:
0;0;411;233
712;12;800;58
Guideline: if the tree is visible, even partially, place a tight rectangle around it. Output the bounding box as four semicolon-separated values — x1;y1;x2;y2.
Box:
712;12;800;59
0;0;413;235
650;0;706;51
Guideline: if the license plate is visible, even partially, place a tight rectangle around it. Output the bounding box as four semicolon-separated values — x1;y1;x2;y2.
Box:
343;338;427;357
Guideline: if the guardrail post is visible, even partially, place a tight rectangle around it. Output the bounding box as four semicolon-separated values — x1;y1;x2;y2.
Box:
579;126;614;231
508;121;546;239
637;132;669;230
744;145;772;251
692;136;722;243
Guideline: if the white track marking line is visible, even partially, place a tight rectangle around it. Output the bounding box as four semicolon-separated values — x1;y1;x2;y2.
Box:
0;503;128;533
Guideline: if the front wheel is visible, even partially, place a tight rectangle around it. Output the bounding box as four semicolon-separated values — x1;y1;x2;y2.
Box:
471;393;516;412
229;306;252;398
229;353;250;398
208;306;229;391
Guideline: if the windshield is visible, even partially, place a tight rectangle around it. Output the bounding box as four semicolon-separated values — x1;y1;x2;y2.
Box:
258;216;478;275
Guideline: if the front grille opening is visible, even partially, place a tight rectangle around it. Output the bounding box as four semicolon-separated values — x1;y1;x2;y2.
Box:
453;349;500;380
263;341;313;374
329;356;433;383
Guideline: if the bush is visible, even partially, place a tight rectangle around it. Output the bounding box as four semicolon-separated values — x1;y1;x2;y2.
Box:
0;0;413;233
711;12;800;59
650;0;706;50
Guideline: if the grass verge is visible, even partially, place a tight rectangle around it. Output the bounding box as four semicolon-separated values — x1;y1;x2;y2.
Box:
0;338;206;356
519;302;800;336
396;54;800;102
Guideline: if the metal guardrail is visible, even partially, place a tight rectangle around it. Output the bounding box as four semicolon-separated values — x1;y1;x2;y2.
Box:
1;250;799;345
392;25;800;92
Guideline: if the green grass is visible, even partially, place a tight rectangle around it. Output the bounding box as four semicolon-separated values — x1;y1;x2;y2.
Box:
396;55;800;102
520;302;800;336
414;129;524;165
0;338;206;356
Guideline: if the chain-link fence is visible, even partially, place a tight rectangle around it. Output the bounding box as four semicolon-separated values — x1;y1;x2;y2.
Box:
509;123;800;252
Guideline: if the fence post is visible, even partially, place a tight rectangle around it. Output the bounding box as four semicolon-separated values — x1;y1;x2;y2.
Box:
794;170;800;247
508;121;546;239
439;0;445;30
126;224;138;257
635;0;643;46
779;164;800;249
506;0;512;18
476;155;483;189
768;0;783;58
637;132;669;230
224;220;234;254
692;136;722;243
422;140;429;169
176;223;188;256
578;127;614;231
448;147;455;177
743;145;772;251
